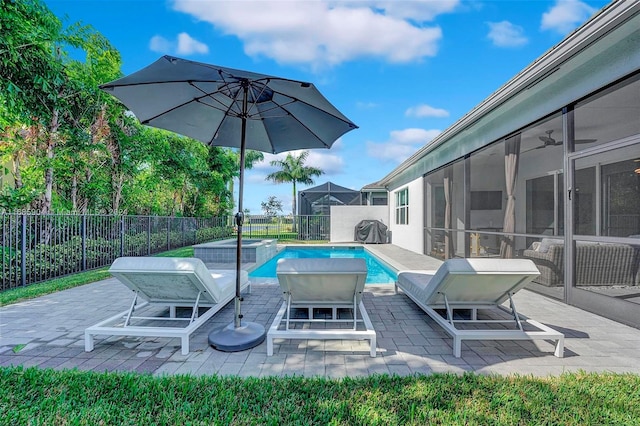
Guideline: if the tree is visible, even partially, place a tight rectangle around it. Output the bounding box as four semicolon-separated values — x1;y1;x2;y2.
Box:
261;196;283;217
206;146;243;216
227;149;264;211
60;34;123;213
0;0;253;217
0;0;117;213
266;151;323;231
1;0;67;212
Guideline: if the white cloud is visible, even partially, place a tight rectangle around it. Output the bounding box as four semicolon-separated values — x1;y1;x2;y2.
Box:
486;21;528;47
254;144;345;175
356;101;379;109
177;32;209;55
246;172;270;184
405;104;449;118
367;128;440;163
541;0;597;34
171;0;449;68
149;35;172;53
149;32;209;55
364;0;460;21
253;153;279;171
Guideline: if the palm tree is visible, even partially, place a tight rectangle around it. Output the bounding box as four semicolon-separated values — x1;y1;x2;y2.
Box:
266;151;323;232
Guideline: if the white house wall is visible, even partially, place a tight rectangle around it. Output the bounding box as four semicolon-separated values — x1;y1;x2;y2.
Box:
388;178;424;253
329;205;389;243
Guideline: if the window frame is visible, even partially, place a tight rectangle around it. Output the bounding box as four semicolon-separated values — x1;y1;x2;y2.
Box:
395;187;409;225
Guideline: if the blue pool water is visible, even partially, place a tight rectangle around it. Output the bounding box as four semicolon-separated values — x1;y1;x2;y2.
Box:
249;246;397;284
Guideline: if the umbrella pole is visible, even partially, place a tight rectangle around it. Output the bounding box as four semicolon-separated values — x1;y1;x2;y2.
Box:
209;80;266;351
234;116;247;329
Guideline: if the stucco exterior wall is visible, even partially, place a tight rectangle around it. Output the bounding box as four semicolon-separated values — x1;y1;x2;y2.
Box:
329;205;389;242
388;178;424;254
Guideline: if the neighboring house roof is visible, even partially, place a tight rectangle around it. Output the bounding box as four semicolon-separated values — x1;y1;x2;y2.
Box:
360;181;386;192
377;1;640;191
300;182;358;194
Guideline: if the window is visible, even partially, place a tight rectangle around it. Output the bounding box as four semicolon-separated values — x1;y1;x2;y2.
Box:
371;193;388;206
395;188;409;225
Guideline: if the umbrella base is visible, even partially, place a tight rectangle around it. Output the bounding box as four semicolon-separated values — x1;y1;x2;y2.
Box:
208;321;266;352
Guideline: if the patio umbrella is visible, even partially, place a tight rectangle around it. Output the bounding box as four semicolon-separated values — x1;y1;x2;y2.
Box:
100;55;357;351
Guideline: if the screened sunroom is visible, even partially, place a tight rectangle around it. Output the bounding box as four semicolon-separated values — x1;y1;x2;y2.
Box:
379;1;640;327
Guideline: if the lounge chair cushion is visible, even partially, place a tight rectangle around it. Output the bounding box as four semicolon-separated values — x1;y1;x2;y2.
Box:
276;258;367;304
397;258;540;306
109;257;248;304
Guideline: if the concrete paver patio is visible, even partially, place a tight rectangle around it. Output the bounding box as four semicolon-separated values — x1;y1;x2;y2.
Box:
1;244;640;377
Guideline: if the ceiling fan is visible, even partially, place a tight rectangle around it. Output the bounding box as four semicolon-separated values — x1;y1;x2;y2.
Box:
524;130;597;152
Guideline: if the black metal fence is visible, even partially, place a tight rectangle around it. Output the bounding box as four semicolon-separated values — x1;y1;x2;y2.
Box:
242;215;330;241
0;213;233;292
0;213;331;292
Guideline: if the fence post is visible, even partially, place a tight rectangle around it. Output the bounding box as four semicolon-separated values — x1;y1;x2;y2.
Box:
81;215;87;271
20;214;26;287
147;216;151;255
167;218;171;251
120;216;125;257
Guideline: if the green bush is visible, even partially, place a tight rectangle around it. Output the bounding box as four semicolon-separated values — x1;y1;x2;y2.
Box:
196;225;233;242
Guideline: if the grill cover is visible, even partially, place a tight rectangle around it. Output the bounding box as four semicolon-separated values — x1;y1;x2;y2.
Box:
354;220;388;244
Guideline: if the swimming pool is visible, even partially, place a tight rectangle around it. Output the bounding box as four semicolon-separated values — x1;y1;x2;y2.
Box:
249;246;397;284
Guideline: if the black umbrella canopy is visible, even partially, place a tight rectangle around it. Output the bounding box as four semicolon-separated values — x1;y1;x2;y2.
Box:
100;55;358;352
100;55;357;154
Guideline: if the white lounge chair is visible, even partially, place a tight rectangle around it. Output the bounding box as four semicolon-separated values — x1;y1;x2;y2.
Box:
267;258;377;357
395;258;564;358
85;257;249;355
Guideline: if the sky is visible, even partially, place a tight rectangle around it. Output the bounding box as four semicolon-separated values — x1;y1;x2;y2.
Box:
46;0;611;215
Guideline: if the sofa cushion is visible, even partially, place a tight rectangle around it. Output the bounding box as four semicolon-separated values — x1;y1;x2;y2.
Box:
536;238;604;253
538;238;564;253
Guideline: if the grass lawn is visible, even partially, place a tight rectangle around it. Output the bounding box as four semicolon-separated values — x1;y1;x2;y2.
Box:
1;367;639;425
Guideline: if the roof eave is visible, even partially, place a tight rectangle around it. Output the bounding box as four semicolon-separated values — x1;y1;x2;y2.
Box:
378;0;639;187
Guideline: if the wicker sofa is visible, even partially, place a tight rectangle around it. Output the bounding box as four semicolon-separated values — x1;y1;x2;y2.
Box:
523;238;640;287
